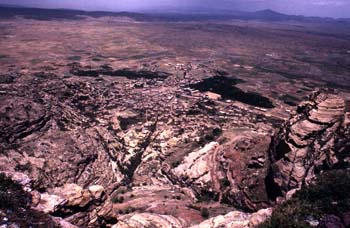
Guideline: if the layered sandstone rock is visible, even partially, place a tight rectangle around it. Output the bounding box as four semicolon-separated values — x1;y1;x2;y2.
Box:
172;131;271;211
111;209;272;228
268;91;350;197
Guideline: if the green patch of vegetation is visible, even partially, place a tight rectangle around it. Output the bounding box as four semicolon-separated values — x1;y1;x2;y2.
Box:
118;207;136;214
201;207;210;218
112;196;124;204
189;76;275;109
259;170;350;228
220;179;231;188
197;190;218;202
15;163;33;172
172;195;182;200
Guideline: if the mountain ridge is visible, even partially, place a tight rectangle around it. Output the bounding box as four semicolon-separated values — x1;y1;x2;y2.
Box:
0;4;347;22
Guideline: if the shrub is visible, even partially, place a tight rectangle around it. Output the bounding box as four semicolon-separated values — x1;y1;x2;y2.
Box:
259;170;350;228
201;208;210;218
124;207;136;214
111;196;124;204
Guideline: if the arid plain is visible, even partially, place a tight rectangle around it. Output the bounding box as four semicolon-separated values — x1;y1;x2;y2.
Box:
1;11;350;228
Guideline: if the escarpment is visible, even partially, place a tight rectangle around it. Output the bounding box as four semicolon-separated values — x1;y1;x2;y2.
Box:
267;91;350;198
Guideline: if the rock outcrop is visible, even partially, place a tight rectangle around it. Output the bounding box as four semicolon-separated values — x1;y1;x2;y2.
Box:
188;208;272;228
268;91;350;197
1;59;349;228
172;131;271;211
113;213;183;228
111;208;273;228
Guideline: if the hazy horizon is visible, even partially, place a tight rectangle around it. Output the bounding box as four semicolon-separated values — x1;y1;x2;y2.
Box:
0;0;350;18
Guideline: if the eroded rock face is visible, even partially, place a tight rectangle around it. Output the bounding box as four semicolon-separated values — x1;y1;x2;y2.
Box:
268;91;350;197
172;131;271;211
188;208;272;228
1;62;348;228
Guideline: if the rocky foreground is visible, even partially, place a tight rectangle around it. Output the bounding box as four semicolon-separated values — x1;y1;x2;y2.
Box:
0;66;349;228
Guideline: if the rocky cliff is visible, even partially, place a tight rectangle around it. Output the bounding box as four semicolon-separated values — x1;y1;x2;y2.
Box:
267;91;350;199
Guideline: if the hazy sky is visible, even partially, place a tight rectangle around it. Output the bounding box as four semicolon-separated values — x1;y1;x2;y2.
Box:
1;0;350;18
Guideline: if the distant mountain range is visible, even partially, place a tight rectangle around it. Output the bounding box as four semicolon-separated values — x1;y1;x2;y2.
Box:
0;4;349;23
0;5;147;21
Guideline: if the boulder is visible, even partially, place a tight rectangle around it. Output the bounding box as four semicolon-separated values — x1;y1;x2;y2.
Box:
248;208;273;227
189;208;272;228
53;184;92;208
35;193;67;214
88;185;105;201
